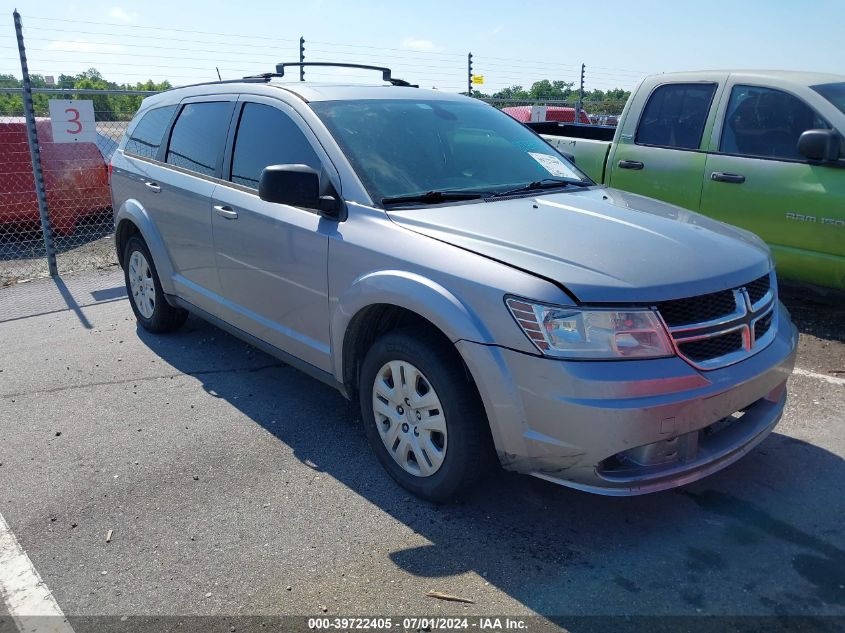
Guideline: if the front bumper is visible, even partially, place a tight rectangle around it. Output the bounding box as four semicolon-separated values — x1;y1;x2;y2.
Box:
457;302;798;495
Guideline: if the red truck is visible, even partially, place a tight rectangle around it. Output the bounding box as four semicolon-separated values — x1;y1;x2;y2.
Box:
501;104;590;124
0;117;110;236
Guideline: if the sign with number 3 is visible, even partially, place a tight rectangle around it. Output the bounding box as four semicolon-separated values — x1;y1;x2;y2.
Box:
48;99;96;144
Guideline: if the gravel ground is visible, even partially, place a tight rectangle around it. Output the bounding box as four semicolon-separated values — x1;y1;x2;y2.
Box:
0;270;842;633
0;224;117;288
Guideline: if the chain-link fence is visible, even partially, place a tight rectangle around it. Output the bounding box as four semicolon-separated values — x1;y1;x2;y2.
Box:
480;98;627;125
0;89;139;286
0;100;47;286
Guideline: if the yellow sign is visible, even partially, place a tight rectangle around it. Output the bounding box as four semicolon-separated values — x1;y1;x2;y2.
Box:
471;75;484;85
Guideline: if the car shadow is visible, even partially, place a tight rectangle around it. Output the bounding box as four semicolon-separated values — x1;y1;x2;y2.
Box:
136;316;845;626
780;285;845;344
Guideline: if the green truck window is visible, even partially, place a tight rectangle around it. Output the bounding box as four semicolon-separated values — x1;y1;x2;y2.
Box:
720;85;829;160
635;83;716;150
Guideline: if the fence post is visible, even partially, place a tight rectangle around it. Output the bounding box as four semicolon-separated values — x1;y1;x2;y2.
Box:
14;9;57;277
576;62;585;125
467;52;473;96
299;37;305;81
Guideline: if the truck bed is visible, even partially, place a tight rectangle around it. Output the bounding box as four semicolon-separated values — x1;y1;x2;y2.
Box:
532;122;615;183
527;122;616;142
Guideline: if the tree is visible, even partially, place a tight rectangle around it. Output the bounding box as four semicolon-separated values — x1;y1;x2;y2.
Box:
528;80;575;100
0;69;172;119
469;79;630;115
0;68;632;118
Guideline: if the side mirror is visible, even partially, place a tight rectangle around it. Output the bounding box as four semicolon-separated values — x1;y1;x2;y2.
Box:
258;164;343;219
797;129;840;162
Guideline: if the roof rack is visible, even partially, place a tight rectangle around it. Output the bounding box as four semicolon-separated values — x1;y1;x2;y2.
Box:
163;75;278;92
271;63;417;87
171;63;417;91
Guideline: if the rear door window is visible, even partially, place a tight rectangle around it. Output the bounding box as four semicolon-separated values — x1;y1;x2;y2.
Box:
636;83;717;150
720;85;829;160
229;103;321;189
165;102;233;177
812;81;845;115
125;105;176;158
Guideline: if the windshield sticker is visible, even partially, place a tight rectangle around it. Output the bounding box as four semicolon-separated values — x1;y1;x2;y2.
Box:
528;152;579;179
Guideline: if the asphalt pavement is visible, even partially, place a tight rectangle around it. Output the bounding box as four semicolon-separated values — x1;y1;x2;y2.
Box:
0;269;843;633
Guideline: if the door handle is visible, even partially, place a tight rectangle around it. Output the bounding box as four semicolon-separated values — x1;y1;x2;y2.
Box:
711;172;746;184
214;204;239;220
618;160;644;170
144;181;161;193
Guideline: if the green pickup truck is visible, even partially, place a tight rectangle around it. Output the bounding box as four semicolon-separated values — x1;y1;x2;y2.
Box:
535;71;845;290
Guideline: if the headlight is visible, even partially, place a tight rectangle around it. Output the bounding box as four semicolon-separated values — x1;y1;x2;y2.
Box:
506;297;674;359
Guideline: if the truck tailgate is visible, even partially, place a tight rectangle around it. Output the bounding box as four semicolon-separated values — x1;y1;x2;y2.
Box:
542;135;611;183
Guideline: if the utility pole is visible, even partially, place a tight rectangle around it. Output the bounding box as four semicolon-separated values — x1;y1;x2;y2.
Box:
299;37;305;81
467;52;473;96
576;63;585;124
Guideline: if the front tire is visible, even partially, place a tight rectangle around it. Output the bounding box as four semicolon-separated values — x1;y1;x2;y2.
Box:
123;235;187;333
359;328;491;502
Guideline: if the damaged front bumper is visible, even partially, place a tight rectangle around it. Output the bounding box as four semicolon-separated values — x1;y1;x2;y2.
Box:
456;303;798;496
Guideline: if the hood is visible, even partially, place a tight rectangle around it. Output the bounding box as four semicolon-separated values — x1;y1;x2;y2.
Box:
387;187;772;303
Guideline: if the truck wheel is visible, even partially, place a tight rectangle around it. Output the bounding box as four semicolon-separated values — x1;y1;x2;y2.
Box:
359;328;490;502
123;235;188;333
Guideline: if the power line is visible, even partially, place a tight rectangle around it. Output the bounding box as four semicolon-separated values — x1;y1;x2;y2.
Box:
25;59;261;74
23;47;272;65
19;28;299;50
22;16;299;43
8;16;644;90
473;55;579;68
307;39;465;58
591;65;651;74
28;69;217;80
12;16;646;76
306;50;468;67
19;16;466;59
19;38;298;57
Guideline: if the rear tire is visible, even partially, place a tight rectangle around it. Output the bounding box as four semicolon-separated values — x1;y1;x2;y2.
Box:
123;235;187;333
359;328;491;502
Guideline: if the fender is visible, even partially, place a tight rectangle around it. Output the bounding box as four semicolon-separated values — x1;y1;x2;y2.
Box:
331;269;494;382
115;199;177;296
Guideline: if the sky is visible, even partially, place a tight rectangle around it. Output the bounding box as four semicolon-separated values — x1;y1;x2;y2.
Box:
1;0;844;95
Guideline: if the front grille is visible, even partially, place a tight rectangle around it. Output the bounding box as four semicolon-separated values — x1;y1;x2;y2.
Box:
678;331;743;362
746;274;771;304
658;271;776;370
656;273;772;327
754;312;774;340
657;290;736;327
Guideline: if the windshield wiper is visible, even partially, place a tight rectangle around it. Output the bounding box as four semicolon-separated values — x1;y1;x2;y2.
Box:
492;178;591;198
382;190;489;206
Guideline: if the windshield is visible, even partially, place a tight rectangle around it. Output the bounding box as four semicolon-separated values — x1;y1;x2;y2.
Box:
812;81;845;116
310;98;590;204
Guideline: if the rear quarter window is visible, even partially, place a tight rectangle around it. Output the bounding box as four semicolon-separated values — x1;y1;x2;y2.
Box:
125;105;176;159
811;81;845;116
636;83;717;150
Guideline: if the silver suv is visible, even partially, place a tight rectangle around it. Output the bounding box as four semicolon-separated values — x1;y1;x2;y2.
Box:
111;64;798;501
